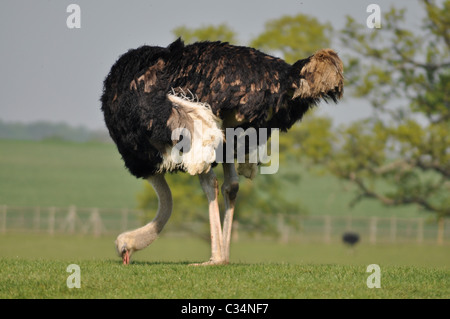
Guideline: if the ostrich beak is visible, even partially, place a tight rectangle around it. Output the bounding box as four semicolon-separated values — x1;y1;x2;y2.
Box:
122;250;130;265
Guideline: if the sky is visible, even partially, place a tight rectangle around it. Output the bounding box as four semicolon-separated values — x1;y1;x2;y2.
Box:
0;0;425;130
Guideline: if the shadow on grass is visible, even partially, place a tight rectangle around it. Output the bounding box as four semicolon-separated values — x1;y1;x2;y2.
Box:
107;259;211;267
109;259;260;267
128;260;193;266
114;259;295;267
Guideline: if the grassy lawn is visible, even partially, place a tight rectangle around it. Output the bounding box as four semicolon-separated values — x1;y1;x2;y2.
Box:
2;258;448;299
0;234;448;299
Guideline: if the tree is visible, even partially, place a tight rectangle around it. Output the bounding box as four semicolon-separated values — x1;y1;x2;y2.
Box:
172;24;238;44
233;167;305;237
319;0;450;219
250;14;332;63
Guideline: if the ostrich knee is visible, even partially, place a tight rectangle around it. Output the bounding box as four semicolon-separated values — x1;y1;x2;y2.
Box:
222;163;239;199
221;180;239;201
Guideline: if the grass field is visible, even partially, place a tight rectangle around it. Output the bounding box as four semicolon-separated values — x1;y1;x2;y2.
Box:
0;139;143;209
2;259;448;299
0;234;449;299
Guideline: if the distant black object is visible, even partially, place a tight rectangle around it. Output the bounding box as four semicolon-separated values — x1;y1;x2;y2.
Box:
342;232;360;246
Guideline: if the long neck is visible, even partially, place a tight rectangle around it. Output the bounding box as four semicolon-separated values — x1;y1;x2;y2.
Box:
131;174;173;251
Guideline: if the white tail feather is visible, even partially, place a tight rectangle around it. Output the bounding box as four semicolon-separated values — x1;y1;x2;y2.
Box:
157;93;224;175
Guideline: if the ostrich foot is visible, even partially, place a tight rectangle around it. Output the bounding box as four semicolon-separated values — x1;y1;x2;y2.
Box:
189;258;228;266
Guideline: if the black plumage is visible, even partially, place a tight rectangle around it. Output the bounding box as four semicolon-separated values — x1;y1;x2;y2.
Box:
342;232;360;246
101;38;343;179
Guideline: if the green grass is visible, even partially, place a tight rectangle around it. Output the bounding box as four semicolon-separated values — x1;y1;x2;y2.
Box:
2;258;448;299
0;234;449;298
0;139;143;209
2;234;449;268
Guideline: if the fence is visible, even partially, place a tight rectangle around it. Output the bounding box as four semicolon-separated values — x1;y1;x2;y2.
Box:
0;205;142;237
274;214;449;245
0;205;448;245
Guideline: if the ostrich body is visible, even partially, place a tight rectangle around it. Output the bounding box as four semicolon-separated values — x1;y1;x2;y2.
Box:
101;39;343;265
343;232;360;246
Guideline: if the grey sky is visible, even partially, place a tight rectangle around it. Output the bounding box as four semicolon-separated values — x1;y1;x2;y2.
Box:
0;0;424;130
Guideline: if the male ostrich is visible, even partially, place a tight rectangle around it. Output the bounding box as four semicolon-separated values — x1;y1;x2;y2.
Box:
101;38;343;265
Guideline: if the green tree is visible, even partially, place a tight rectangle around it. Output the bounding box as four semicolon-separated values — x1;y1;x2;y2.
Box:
250;14;332;63
172;24;238;44
233;167;305;236
317;0;450;219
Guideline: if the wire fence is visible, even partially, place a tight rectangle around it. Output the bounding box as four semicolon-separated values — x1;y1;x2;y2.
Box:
0;205;448;245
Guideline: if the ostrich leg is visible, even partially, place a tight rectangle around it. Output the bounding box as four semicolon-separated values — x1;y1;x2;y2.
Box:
195;169;225;265
221;162;239;263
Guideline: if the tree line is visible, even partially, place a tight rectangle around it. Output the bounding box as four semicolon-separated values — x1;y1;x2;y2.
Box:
0;119;112;143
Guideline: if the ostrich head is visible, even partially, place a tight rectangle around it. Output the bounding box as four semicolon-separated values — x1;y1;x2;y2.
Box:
114;219;161;265
115;233;134;265
289;48;344;102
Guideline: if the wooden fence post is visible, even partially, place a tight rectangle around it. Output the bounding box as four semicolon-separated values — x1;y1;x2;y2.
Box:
63;206;78;234
437;217;444;245
324;215;331;243
1;205;6;234
121;209;128;232
277;214;289;243
369;217;377;244
390;216;397;243
232;220;239;242
89;208;104;237
48;207;55;235
34;207;41;232
417;218;424;244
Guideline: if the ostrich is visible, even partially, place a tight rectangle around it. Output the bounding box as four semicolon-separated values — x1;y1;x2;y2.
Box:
101;38;343;265
342;232;360;246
